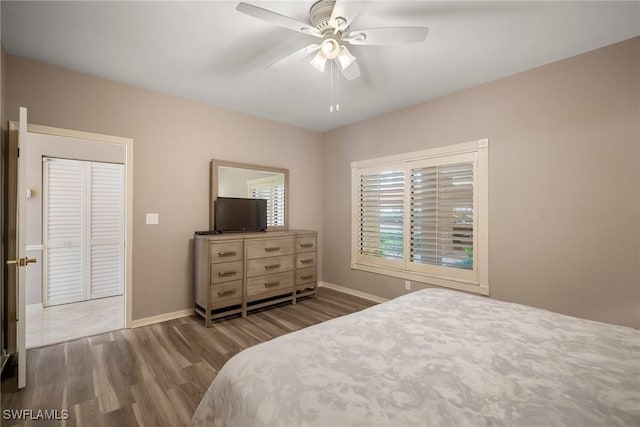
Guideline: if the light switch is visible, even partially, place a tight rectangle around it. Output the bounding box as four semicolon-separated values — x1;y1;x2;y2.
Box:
146;213;159;225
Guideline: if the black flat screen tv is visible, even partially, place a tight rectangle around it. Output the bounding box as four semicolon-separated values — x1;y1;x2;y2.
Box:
214;197;267;233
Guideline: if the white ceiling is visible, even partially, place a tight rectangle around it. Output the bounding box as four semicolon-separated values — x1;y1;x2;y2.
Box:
2;1;639;132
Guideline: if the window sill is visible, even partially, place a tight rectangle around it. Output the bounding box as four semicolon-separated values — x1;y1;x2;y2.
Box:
351;261;489;296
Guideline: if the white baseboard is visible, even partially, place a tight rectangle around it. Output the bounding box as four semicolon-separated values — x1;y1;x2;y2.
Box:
131;308;193;328
318;281;389;304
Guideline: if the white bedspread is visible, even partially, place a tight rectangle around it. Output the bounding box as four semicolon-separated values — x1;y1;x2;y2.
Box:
190;289;640;426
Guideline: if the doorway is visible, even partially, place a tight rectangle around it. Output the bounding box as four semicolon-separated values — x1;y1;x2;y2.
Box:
21;125;132;349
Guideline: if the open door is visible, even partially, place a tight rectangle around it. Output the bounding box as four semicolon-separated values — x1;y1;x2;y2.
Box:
6;107;36;388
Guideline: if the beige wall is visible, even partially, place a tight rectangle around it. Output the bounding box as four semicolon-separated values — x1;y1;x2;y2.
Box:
5;37;638;328
6;55;324;320
323;37;640;328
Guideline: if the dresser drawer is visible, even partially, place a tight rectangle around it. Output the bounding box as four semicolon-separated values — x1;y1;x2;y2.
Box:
210;280;242;305
211;261;244;284
247;271;294;298
296;236;316;253
246;255;294;278
246;237;294;259
296;253;316;269
296;267;316;286
210;241;243;264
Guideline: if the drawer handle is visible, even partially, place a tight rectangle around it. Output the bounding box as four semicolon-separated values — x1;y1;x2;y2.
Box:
300;275;314;280
300;243;314;248
300;259;314;264
218;271;237;277
218;251;237;257
264;264;281;270
265;246;280;252
264;281;280;288
218;290;237;297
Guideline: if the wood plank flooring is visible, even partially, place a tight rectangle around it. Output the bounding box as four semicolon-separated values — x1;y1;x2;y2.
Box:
1;288;375;426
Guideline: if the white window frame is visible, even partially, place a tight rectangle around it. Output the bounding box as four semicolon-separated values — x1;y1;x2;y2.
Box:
351;139;489;295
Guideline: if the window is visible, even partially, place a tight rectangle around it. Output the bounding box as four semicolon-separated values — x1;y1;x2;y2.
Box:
351;139;489;295
248;176;285;227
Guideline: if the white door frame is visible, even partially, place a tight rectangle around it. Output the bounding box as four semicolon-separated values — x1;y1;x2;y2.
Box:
23;122;134;328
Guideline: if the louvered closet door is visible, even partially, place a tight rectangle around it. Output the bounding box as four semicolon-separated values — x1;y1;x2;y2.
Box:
43;158;124;306
43;159;85;306
89;162;124;299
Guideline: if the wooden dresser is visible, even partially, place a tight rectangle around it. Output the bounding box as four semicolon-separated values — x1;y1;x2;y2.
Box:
194;230;317;326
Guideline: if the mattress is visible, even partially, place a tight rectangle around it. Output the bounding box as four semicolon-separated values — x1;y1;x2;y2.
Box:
190;288;640;426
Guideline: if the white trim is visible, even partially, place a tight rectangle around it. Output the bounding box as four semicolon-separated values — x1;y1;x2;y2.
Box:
318;281;389;304
347;264;489;296
351;139;489;169
26;303;43;311
26;123;131;145
25;245;43;251
15;122;135;328
131;308;193;328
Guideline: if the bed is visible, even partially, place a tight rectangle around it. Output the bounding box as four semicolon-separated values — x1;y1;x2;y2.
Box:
190;289;640;426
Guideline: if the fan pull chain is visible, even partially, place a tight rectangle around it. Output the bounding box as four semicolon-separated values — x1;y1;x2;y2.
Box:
329;60;341;113
329;60;334;113
336;64;340;112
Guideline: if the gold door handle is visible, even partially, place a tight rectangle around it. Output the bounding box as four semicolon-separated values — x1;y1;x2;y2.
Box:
264;246;280;252
300;275;314;280
264;264;281;270
218;251;237;257
300;259;314;264
6;257;37;267
300;243;314;248
264;281;280;288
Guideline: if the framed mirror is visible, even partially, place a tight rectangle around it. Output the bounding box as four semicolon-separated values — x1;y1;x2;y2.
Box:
210;159;289;231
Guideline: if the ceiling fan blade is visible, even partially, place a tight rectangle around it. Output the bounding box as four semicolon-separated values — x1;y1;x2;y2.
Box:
339;58;361;80
329;0;362;31
345;27;429;45
268;44;320;69
236;2;321;38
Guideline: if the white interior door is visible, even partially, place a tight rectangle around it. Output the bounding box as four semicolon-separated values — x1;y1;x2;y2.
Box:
88;162;125;299
7;107;33;389
43;158;84;306
43;158;124;306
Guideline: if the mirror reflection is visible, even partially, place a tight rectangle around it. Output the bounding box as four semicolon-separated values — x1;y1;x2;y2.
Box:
212;161;288;230
218;166;285;228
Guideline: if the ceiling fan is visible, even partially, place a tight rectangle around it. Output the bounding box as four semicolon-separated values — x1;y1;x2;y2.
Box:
236;0;429;80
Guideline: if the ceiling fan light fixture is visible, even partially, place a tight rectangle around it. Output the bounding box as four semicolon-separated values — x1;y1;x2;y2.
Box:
310;51;328;72
336;45;356;70
320;38;340;59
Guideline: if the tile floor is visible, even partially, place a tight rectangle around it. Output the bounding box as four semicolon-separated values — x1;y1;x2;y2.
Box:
26;295;124;349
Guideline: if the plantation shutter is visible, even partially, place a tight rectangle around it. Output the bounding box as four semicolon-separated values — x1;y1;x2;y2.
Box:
358;170;405;262
410;161;474;271
249;180;285;227
89;162;125;299
44;159;85;306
